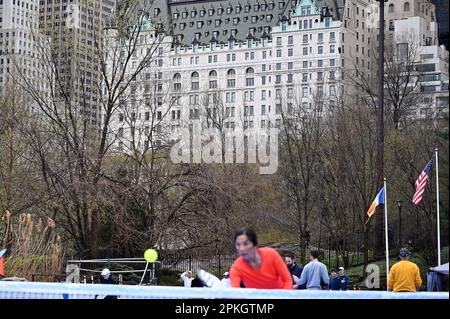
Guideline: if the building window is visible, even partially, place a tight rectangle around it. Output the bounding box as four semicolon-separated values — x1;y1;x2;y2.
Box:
329;85;336;96
318;33;323;42
302;73;308;82
404;2;410;12
317;72;323;81
329;71;335;80
301;5;311;15
246;68;255;86
330;32;335;42
330;45;335;53
275;75;282;83
388;4;394;13
173;73;181;91
303;34;308;43
303;20;308;29
302;87;308;97
287;87;293;98
288;48;293;57
191;72;199;90
303;47;308;55
244;91;254;101
209;70;217;89
317;86;323;96
318;46;323;54
288;35;293;45
325;17;331;27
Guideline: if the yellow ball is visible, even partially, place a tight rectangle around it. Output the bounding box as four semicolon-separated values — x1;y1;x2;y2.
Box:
144;249;158;262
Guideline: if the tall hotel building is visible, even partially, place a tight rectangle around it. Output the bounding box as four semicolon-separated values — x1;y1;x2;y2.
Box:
106;0;379;151
0;0;50;100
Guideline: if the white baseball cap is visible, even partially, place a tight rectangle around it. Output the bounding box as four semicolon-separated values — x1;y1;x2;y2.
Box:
101;268;110;276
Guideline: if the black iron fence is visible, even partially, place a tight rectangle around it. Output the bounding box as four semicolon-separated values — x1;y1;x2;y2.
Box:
156;233;385;284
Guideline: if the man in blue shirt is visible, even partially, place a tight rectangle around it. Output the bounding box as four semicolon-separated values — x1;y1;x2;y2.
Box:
338;266;350;290
298;250;329;290
329;268;340;290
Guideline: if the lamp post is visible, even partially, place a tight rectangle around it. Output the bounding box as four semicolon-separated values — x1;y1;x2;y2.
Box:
374;0;387;259
397;200;403;248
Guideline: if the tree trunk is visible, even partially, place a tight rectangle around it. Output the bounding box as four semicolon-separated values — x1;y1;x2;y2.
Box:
90;208;98;258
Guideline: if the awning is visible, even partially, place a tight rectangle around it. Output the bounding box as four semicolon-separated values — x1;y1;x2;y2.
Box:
429;263;449;275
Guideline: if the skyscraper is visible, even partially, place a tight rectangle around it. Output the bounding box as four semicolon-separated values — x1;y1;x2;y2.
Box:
431;0;449;48
38;0;117;126
0;0;50;104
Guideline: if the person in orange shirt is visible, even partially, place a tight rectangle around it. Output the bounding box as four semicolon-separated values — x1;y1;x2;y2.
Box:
229;228;292;289
0;248;6;279
388;248;422;292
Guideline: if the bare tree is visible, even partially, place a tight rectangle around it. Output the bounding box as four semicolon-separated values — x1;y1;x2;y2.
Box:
276;86;328;262
10;1;167;257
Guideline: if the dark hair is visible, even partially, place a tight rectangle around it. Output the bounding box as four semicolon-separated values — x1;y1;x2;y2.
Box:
191;277;205;287
310;250;320;259
285;252;295;259
234;228;258;246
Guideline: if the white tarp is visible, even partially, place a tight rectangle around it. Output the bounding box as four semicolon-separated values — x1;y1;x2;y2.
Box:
430;263;449;275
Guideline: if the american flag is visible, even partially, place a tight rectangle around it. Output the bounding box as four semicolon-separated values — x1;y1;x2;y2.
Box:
412;158;433;205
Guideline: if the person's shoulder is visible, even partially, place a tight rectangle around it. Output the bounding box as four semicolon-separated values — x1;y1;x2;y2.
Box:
391;261;403;270
260;246;277;253
231;256;245;269
408;260;420;269
260;246;280;257
319;261;328;268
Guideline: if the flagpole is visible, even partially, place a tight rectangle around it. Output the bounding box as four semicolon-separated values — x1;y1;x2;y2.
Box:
435;148;441;266
384;178;389;290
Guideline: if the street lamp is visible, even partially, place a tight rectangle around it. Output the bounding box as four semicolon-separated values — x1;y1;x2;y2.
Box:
397;200;403;248
374;0;387;259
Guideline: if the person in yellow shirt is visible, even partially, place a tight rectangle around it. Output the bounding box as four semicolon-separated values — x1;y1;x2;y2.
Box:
388;248;422;292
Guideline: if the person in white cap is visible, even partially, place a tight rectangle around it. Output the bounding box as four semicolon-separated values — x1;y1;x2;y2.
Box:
180;270;193;287
220;272;231;288
100;268;116;284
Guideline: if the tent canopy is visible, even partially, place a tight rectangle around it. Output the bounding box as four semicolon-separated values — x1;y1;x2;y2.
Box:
429;263;449;275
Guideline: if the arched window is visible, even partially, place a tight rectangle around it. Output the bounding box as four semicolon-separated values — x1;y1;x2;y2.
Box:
191;72;199;91
404;2;410;12
209;70;217;89
388;4;394;13
245;67;254;86
227;69;236;87
173;73;181;91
